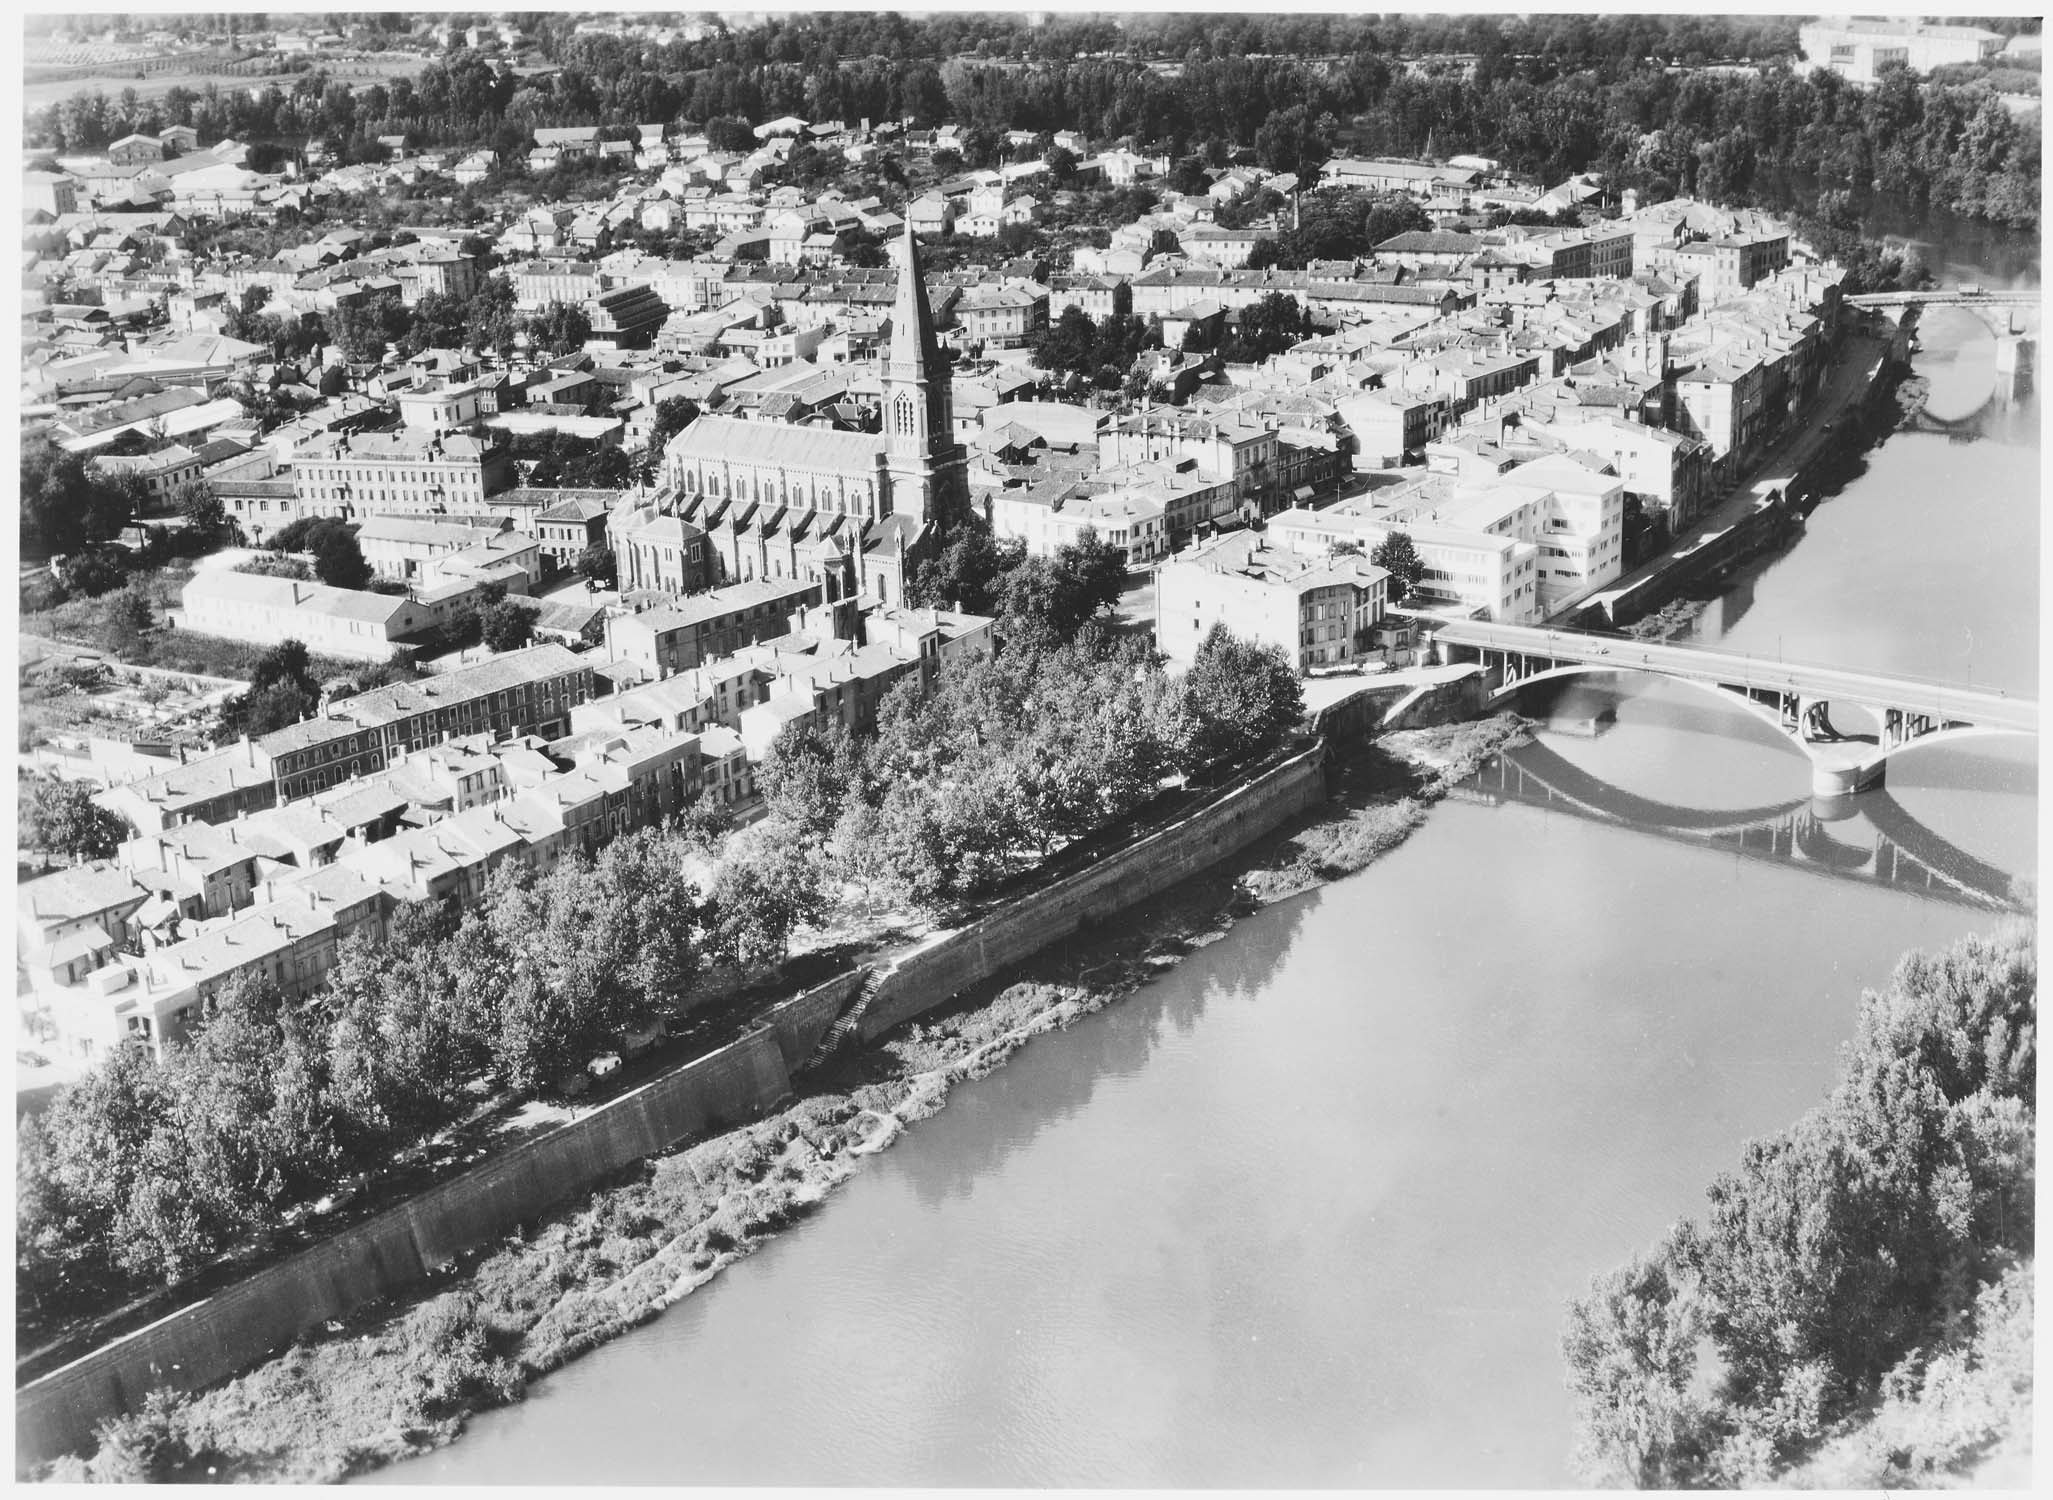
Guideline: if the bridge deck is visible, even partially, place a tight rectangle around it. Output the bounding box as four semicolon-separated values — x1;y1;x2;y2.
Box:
1844;290;2042;307
1434;621;2039;733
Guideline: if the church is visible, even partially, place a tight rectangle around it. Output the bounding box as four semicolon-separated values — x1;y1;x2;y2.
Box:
632;221;971;606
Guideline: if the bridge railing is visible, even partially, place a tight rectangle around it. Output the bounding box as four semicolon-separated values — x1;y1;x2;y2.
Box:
1434;625;2033;708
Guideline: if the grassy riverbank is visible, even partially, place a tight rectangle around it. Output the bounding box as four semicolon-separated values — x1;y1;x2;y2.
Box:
40;715;1530;1484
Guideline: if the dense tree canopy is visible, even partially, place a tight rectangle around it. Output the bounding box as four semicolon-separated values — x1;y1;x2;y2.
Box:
20;777;130;864
216;639;322;741
908;519;1128;643
478;595;540;654
328;291;410;365
1031;307;1161;390
24;15;2035;229
21;442;141;558
1371;532;1427;600
1563;927;2037;1485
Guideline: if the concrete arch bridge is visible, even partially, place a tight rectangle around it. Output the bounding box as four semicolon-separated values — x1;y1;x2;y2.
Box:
1430;620;2038;797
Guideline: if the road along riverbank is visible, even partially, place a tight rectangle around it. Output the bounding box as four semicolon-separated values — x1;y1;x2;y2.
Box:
1563;324;1907;629
29;716;1528;1483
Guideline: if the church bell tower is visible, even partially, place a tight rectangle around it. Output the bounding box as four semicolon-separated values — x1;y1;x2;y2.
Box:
881;221;969;534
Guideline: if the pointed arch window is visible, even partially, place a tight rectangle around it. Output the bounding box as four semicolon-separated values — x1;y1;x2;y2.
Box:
893;392;917;438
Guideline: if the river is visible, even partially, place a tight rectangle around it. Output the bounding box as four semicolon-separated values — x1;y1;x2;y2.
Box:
373;237;2037;1486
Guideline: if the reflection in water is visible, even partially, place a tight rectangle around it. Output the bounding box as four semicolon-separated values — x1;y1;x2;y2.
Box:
1470;736;2023;909
369;218;2038;1493
374;789;2014;1490
891;896;1312;1213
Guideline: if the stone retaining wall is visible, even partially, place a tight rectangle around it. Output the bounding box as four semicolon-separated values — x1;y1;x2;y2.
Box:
858;744;1328;1042
15;749;1329;1468
14;969;861;1468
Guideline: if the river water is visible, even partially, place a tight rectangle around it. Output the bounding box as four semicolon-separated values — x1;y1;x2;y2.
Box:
376;240;2037;1486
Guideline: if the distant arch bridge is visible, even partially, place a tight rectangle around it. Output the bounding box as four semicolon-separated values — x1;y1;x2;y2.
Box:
1842;287;2040;338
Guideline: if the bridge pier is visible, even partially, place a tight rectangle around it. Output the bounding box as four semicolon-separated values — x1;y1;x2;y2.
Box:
1995;335;2034;400
1810;791;1860;823
1810;757;1885;798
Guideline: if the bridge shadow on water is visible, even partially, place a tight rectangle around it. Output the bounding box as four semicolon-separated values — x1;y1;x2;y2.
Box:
1457;738;2024;912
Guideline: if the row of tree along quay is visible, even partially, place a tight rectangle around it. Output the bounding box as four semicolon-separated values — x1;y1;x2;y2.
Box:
28;707;1533;1483
13;532;1303;1352
1562;925;2036;1488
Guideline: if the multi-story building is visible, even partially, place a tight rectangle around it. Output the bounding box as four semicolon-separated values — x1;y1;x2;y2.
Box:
95;740;281;833
1269;506;1543;625
395;380;486;433
604;577;825;681
510;258;606;310
586;283;670;348
1798;18;2004;83
1461;451;1629;610
90;444;204;510
609;496;712;595
1522;410;1714;535
953;285;1049;349
356;517;506;583
1180;225;1265;268
117;821;268;921
1396;346;1543;415
1337;391;1455;468
1156;532;1391;671
292;429;515;522
391;251;478;304
1047;273;1131;323
529;492;618;578
1679;229;1794;308
255;645;594;802
24;170;78;217
16;866;152;994
1097;409;1282;513
51;889;356;1063
989;482;1167;567
1319;159;1480;198
1673;351;1770;479
1370;230;1483;273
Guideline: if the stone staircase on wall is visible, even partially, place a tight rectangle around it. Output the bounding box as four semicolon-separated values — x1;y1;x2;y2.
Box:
801;964;888;1072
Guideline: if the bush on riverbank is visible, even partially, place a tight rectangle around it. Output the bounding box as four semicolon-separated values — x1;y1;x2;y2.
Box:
1562;925;2037;1487
1250;713;1532;897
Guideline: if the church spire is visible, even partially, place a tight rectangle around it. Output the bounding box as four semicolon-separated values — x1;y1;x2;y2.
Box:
889;219;939;379
879;219;966;537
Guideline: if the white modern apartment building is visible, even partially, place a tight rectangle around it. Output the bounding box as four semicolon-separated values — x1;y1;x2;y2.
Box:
1268;507;1543;625
988;485;1169;567
1798;18;2005;84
